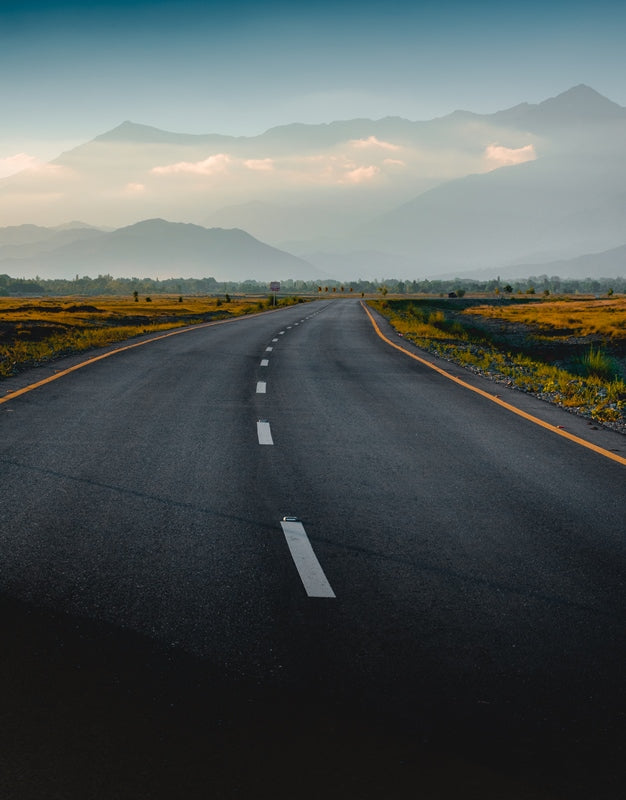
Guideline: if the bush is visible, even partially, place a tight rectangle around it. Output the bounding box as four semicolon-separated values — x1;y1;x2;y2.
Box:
576;346;620;381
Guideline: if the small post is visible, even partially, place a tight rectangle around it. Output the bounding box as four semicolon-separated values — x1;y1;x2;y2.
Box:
269;281;280;307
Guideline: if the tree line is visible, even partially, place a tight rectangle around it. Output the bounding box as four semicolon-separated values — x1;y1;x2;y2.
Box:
0;272;624;298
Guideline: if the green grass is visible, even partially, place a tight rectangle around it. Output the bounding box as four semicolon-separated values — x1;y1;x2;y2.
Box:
369;299;626;426
575;346;620;381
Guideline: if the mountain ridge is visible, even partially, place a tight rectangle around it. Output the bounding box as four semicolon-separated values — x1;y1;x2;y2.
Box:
2;85;625;281
0;219;319;282
91;85;626;146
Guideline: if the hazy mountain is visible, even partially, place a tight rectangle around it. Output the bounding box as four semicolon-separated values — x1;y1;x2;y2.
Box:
510;243;626;281
204;196;404;245
0;223;102;246
486;84;626;130
354;147;626;275
1;85;625;281
0;223;106;261
0;219;318;282
342;87;626;277
0;93;545;232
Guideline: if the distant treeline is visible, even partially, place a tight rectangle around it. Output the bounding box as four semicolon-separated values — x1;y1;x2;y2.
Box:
0;272;624;297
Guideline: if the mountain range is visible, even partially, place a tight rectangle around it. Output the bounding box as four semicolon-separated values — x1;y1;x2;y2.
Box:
0;220;314;282
1;84;625;281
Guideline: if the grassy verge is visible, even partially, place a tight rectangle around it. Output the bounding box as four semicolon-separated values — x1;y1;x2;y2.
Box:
369;297;626;429
0;294;307;378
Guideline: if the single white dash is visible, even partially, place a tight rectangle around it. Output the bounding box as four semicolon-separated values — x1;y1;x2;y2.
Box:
287;326;292;330
257;420;273;445
260;359;269;367
256;381;267;394
294;323;299;326
266;346;273;352
279;331;285;335
272;338;279;342
280;520;335;598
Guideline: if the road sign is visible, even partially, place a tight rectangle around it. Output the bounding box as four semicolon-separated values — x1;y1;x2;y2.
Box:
269;281;280;292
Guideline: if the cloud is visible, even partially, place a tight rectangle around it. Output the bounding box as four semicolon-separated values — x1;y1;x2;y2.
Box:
0;153;43;178
484;143;536;169
244;158;275;171
342;165;380;184
150;147;396;189
124;182;146;194
349;136;401;151
151;154;232;176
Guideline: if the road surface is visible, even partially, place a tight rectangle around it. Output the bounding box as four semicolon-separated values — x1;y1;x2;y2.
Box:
0;299;624;798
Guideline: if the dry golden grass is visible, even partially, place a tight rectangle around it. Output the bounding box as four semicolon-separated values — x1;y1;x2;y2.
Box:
0;294;298;377
0;294;256;324
462;297;626;340
370;298;626;427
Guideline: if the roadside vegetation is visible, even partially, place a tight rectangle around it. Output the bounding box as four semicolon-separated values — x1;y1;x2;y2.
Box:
2;272;626;299
0;294;306;378
369;296;626;430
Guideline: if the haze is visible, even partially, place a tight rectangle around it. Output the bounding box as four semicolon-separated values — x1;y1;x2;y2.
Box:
2;0;625;164
1;0;626;282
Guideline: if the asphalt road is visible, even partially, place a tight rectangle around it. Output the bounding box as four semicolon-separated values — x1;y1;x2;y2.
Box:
0;299;624;799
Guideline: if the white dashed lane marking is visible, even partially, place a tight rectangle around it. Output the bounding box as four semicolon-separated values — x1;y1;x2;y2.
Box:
280;518;336;598
266;346;273;352
256;381;267;394
257;420;273;445
260;359;269;367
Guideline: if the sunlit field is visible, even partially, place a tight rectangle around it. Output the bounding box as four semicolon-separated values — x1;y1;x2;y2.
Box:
463;296;626;339
0;294;305;378
370;296;626;428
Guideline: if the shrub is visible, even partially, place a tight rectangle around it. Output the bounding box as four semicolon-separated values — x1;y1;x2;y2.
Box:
576;346;620;381
428;310;446;328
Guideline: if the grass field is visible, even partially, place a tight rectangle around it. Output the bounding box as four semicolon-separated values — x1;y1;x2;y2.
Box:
463;296;626;339
0;294;304;378
370;296;626;429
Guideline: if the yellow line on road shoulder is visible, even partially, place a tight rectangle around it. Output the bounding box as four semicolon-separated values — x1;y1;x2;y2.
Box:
361;301;626;467
0;317;237;407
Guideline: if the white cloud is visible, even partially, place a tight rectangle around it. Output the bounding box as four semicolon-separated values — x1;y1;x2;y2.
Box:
0;153;44;178
151;154;232;176
383;158;406;167
349;135;401;151
244;158;275;171
124;182;146;194
342;165;380;184
484;143;536;169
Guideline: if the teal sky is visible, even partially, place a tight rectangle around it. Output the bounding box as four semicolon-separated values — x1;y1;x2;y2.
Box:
2;0;626;161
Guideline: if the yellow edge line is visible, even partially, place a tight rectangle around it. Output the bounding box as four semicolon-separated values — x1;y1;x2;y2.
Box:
0;314;250;407
361;301;626;467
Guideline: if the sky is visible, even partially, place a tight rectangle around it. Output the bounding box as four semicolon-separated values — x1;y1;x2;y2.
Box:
1;0;626;172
